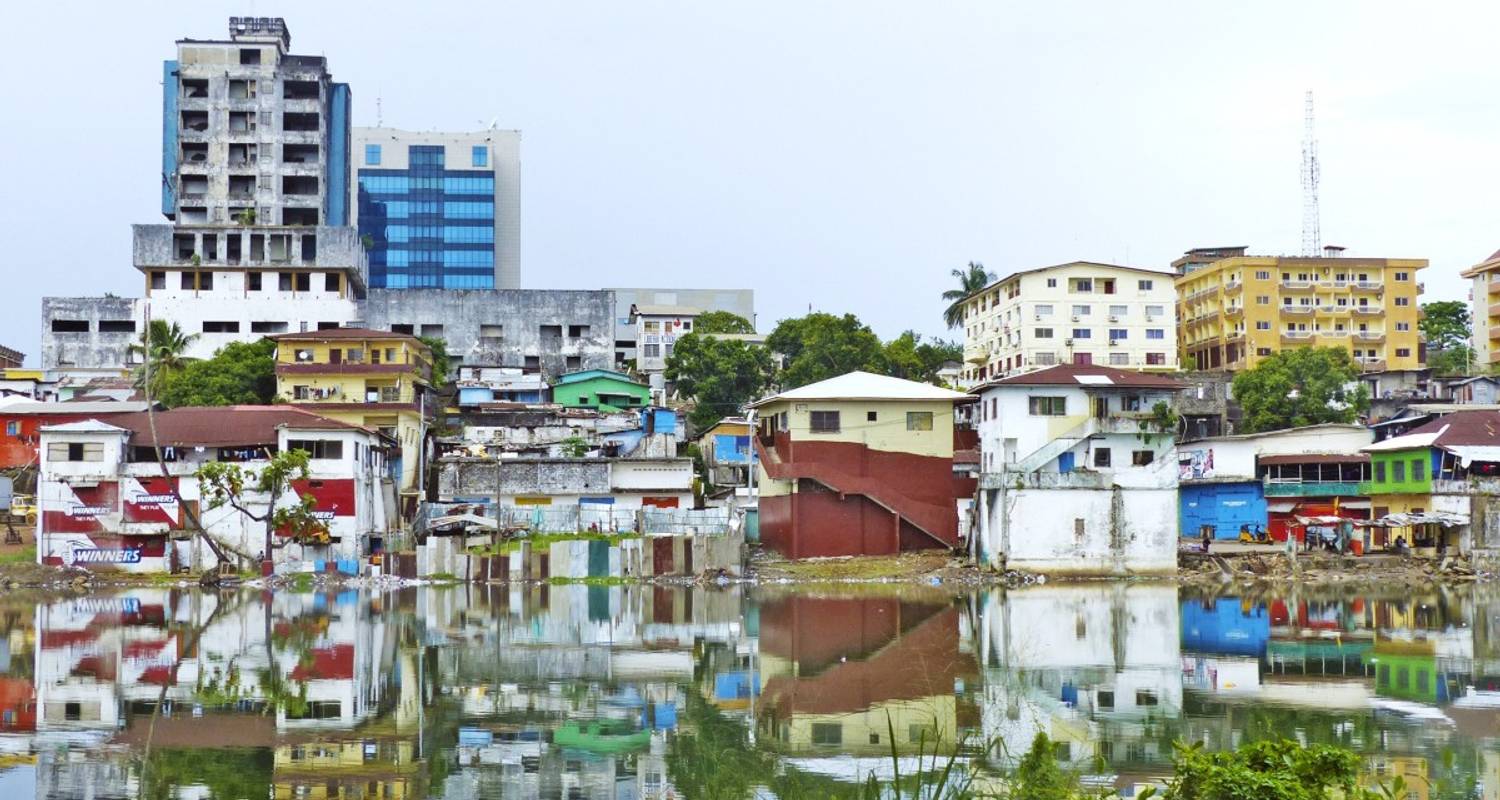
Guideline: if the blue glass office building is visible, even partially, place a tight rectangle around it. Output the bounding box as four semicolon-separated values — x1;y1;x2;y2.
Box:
356;141;504;289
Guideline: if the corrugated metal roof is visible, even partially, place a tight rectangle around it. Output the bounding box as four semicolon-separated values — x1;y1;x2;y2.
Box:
87;406;379;448
971;364;1185;391
752;371;969;406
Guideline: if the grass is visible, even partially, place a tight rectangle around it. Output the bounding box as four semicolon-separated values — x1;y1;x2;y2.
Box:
0;545;36;565
470;531;643;556
545;575;631;587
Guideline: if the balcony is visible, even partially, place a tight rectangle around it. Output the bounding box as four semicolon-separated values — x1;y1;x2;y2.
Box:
1280;280;1314;291
1223;280;1243;293
1281;331;1315;342
1354;332;1385;343
1224;305;1243;318
979;470;1107;490
1263;480;1363;497
1280;306;1313;316
1318;305;1349;315
1357;357;1386;371
1351;281;1384;293
1317;330;1350;340
1488;301;1500;318
1352;306;1382;317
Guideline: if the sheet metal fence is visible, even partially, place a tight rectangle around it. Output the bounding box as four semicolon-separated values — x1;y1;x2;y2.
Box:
418;502;732;536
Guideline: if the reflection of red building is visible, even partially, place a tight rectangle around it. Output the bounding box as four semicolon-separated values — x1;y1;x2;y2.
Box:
0;678;37;732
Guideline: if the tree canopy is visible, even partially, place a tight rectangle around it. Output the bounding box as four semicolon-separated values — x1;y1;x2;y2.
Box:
692;311;756;335
665;331;775;432
1231;347;1368;433
883;331;963;385
419;335;452;387
941;261;993;328
131;319;200;399
766;312;888;389
157;338;276;408
1421;300;1473;376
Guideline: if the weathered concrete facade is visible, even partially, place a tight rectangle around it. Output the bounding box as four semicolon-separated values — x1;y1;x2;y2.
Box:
607;288;755;368
361;289;614;378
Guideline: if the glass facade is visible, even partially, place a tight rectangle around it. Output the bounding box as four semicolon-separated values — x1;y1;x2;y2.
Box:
358;145;496;289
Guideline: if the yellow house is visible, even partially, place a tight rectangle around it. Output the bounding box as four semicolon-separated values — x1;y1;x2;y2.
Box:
272;328;433;492
1172;247;1426;372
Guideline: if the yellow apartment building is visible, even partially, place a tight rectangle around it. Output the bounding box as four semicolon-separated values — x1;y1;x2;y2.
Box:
1464;249;1500;367
272;328;433;492
1173;246;1426;372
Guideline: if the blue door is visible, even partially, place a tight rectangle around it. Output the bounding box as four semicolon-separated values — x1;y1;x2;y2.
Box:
1058;452;1075;472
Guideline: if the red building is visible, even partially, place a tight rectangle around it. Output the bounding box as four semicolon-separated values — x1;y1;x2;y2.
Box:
0;399;150;469
751;372;975;559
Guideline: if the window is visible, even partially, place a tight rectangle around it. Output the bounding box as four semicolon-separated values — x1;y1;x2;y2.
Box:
1146;329;1165;339
364;144;381;165
811;723;842;746
1133;450;1155;466
1097;690;1115;709
1136;690;1159;706
202;321;240;333
1395;297;1410;306
1255;270;1271;280
810;411;841;432
1109;329;1127;340
1073;278;1093;293
642;344;660;357
1109;352;1129;365
471;145;488;167
1375;462;1386;482
1094;447;1111;467
1072;329;1091;339
1396;322;1410;331
1046;278;1057;288
4;421;16;436
1393;461;1406;482
1254;295;1269;305
1072;305;1091;316
1395;348;1411;358
1145;305;1164;316
1028;396;1067;416
409;145;445;167
1256;321;1271;330
867;411;877;422
248;272;262;291
1138;279;1153;290
906;411;933;431
1146;352;1166;365
48;441;104;462
1395;271;1409;281
1256;347;1272;356
1035;304;1054;316
1412;458;1425;481
287;439;344;459
1035;328;1054;338
1109;305;1128;317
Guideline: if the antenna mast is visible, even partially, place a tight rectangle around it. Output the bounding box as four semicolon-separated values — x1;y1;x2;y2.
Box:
1301;90;1321;256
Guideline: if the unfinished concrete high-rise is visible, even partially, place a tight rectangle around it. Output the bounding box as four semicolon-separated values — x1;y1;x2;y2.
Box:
162;17;352;227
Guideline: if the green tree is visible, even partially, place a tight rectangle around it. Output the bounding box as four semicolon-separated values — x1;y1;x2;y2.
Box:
884;331;963;384
1163;739;1376;800
157;338;276;408
131;320;200;399
666;332;774;432
1231;347;1369;433
1420;300;1471;352
197;449;325;566
1009;733;1078;800
419;335;451;387
693;311;756;335
1429;345;1474;377
767;312;888;389
941;261;994;328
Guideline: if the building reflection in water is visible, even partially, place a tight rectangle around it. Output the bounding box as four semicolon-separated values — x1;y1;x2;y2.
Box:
1;584;1500;797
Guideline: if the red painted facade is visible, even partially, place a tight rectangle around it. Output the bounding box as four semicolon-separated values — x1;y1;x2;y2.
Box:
0;412;126;469
756;433;963;559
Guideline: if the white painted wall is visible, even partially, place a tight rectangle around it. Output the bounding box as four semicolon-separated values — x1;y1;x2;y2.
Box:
986;486;1178;575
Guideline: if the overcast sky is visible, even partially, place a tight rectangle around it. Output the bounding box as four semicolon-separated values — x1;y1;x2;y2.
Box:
4;2;1494;365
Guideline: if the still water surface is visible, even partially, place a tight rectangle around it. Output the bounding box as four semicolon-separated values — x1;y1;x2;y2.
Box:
0;581;1492;798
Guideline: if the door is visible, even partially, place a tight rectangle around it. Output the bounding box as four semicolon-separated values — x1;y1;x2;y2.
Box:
1059;452;1075;473
1073;352;1093;365
1093;398;1109;419
329;349;342;364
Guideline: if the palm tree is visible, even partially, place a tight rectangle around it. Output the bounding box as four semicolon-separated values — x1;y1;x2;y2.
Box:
131;320;199;399
941;261;994;329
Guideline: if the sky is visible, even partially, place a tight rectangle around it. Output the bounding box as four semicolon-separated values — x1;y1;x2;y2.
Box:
3;1;1496;366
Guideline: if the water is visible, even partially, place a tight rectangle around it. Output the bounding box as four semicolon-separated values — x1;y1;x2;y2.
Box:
0;581;1493;798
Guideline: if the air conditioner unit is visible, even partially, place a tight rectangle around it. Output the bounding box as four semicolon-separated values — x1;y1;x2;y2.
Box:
1064;338;1074;346
1145;315;1155;322
1108;315;1119;322
1034;314;1042;321
1071;315;1080;322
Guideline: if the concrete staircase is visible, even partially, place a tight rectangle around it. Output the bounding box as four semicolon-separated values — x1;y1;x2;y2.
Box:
1010;418;1096;474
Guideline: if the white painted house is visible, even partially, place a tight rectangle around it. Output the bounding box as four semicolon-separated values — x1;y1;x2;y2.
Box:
971;364;1185;575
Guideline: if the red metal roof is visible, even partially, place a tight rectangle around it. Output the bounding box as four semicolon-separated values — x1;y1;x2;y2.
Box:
1403;410;1500;447
1258;453;1370;465
93;406;377;448
971;364;1186;391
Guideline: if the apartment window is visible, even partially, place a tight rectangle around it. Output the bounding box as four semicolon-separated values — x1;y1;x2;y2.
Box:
202;321;240;333
1255;295;1270;305
1256;347;1272;356
48;442;104;462
1105;305;1127;317
1255;271;1271;280
1035;304;1054;316
1109;329;1127;340
906;411;933;431
1109;352;1129;365
1396;348;1411;358
811;723;842;746
1072;329;1091;339
293;385;310;400
1073;278;1093;292
1146;329;1165;339
325;273;341;292
1136;690;1159;706
1395;297;1410;306
1072;305;1091;316
1412;458;1425;481
1395;271;1409;281
364;144;381;165
810;410;841;433
4;422;16;436
642;344;660;357
1145;305;1164;316
1256;321;1271;330
248;272;262;291
1395;322;1410;331
1146;352;1166;365
644;321;660;333
1094;447;1111;467
867;411;878;422
472;145;488;167
1028;396;1066;416
1392;461;1406;482
294;348;315;363
1138;279;1153;290
1035;328;1054;338
1375;462;1387;482
1036;352;1057;366
1133;450;1155;466
1046;278;1057;288
286;439;344;460
1097;690;1115;710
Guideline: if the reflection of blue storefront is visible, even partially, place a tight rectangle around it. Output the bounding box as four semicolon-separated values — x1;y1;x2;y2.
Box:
1181;598;1271;657
1180;482;1267;540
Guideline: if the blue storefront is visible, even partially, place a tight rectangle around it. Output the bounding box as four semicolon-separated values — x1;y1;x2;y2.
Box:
1179;481;1267;540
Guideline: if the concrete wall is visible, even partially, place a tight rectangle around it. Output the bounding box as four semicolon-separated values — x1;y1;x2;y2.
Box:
361;289;614;379
41;297;141;375
606;288;755;367
979;485;1178;575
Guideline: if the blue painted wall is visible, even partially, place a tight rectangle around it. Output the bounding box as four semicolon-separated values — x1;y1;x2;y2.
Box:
326;83;352;226
712;433;754;465
160;60;178;217
1181;598;1270;657
1180;481;1266;539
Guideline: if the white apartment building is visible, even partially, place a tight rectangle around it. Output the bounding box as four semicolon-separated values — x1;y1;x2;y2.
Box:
970;364;1185;575
959;262;1179;386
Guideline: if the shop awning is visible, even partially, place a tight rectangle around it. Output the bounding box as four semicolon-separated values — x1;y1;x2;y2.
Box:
1267;501;1299;513
1363;511;1469;528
